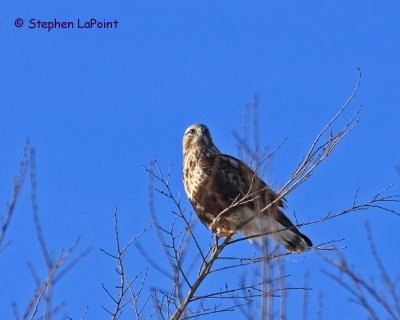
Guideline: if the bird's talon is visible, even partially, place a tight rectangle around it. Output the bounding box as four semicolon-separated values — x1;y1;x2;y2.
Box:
215;227;235;238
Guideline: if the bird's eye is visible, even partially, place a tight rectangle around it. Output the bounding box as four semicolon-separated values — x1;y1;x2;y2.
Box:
189;128;196;135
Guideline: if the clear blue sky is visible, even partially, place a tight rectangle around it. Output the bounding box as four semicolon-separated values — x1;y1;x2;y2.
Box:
1;1;399;319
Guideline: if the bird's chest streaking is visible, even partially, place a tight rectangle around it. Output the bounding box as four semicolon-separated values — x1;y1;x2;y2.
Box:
183;149;244;231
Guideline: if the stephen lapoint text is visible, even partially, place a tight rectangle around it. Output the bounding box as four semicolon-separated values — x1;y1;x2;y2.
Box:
28;18;119;31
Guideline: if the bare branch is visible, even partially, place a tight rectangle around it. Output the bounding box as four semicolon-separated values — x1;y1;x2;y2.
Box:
30;148;52;269
80;306;89;320
145;159;206;263
3;143;91;320
0;139;30;251
322;222;400;319
101;208;152;319
22;242;77;320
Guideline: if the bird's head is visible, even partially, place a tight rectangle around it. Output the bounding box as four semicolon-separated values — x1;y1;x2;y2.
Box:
183;124;219;156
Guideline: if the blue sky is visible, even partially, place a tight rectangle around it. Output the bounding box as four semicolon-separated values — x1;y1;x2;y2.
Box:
1;1;399;319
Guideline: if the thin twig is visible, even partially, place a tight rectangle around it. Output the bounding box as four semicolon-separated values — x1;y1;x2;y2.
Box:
0;140;30;251
101;208;152;319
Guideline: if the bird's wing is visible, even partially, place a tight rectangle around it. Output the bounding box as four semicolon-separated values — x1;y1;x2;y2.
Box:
209;154;285;209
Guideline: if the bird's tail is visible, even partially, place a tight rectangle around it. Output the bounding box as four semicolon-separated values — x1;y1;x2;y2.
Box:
270;209;312;252
272;224;312;252
249;224;312;252
238;208;312;252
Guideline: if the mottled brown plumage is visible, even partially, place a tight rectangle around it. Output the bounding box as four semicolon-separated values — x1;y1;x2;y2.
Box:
182;124;312;252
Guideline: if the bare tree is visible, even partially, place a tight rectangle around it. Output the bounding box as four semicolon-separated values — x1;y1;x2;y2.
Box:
2;142;91;320
323;221;400;320
137;70;399;320
101;209;153;320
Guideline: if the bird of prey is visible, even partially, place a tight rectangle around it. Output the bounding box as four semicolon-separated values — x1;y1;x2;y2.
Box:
182;124;312;252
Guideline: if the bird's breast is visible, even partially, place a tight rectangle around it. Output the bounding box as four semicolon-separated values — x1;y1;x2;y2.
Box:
183;162;207;199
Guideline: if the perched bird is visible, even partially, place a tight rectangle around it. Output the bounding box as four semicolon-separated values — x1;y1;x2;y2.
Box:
182;124;312;252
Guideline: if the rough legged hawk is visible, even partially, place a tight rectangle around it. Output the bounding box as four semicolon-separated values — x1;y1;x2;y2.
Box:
182;124;312;252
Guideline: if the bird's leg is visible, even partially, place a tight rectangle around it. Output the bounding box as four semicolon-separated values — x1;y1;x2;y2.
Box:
216;227;235;237
209;221;216;232
210;224;235;238
210;220;235;238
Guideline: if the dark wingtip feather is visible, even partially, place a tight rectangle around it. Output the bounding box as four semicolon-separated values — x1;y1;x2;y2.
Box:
302;233;313;247
286;231;313;252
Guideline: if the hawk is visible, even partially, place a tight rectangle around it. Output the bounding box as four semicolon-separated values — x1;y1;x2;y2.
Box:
182;124;312;252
